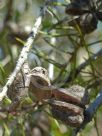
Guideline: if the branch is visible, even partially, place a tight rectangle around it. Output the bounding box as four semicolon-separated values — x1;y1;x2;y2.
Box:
75;90;102;135
62;48;102;85
4;0;13;24
0;1;50;101
7;62;31;111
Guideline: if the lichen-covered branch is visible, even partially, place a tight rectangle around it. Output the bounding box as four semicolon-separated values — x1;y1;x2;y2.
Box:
0;1;49;101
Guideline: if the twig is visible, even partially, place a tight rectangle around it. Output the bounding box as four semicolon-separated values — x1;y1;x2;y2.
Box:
94;116;100;136
4;0;13;24
1;55;11;67
62;48;102;85
0;1;49;101
86;78;102;89
75;90;102;135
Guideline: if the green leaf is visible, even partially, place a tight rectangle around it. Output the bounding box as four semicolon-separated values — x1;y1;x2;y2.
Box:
3;123;10;136
2;97;12;106
21;97;33;106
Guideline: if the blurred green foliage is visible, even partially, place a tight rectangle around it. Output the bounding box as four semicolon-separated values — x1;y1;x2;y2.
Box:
0;0;102;136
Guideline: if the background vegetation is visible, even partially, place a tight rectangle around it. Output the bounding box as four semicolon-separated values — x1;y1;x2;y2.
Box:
0;0;102;135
